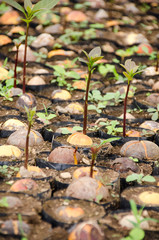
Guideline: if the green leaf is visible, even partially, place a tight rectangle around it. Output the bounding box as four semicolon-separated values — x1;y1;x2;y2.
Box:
66;71;80;79
82;50;89;59
61;128;72;134
47;114;56;119
78;57;88;64
142;175;156;182
126;174;142;183
129;228;145;240
36;112;45;119
53;65;65;75
89;46;101;58
147;108;156;113
72;126;83;131
3;0;25;14
24;0;32;12
88;105;97;111
152;111;158;121
0;197;9;208
123;71;132;81
100;137;120;145
32;0;60;12
130;200;138;218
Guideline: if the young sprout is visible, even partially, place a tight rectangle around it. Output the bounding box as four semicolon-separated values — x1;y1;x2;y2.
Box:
79;46;103;135
121;200;159;240
4;0;60;93
24;106;36;169
90;137;120;178
120;59;142;137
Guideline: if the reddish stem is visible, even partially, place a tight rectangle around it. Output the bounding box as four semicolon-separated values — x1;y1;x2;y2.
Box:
23;23;29;94
24;122;31;169
14;46;19;88
156;57;159;72
123;83;130;137
90;153;96;178
83;70;92;135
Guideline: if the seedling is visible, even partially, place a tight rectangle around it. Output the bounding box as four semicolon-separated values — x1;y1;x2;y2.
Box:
36;104;56;124
0;165;19;178
88;102;105;114
51;65;80;90
88;90;125;108
0;78;15;101
126;173;156;184
147;104;159;121
120;59;142;137
18;214;28;240
34;51;47;63
121;200;158;240
79;46;103;134
4;0;60;93
99;120;123;135
90;138;120;178
60;126;83;134
24;106;36;169
83;28;96;40
98;63;125;82
59;29;83;45
116;46;138;62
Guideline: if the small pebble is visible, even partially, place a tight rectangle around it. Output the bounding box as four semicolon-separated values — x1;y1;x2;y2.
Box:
60;172;72;179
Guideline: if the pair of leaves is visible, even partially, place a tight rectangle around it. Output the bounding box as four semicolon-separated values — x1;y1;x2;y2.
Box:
79;46;103;70
4;0;59;19
120;59;142;83
126;173;155;184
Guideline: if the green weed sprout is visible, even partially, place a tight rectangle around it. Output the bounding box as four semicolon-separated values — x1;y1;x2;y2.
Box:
120;59;142;137
121;200;158;240
36;104;56;124
79;46;103;135
126;173;156;184
4;0;60;94
90;137;120;178
147;104;159;121
24;106;36;169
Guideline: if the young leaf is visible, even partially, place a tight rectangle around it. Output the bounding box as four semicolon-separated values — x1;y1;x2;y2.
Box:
152;111;158;121
66;71;80;79
129;228;145;240
89;46;101;58
3;0;25;14
130;200;138;219
78;57;88;64
100;137;120;145
53;65;65;75
142;175;156;182
32;0;60;12
24;0;32;12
